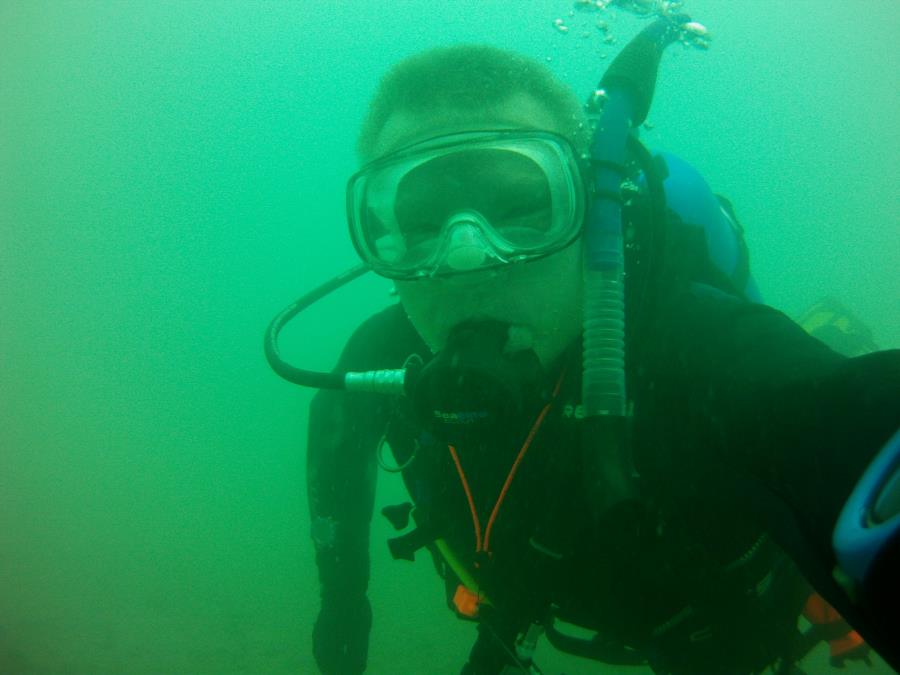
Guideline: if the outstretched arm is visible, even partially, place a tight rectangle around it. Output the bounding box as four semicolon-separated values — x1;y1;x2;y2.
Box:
645;287;899;668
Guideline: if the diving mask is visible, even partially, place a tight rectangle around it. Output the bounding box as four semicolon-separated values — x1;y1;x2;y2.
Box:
347;130;587;280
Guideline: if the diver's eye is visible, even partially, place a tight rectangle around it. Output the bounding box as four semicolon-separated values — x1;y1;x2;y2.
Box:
400;219;440;247
503;202;550;222
494;203;552;232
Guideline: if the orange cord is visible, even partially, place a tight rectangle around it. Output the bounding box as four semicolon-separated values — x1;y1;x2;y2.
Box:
448;369;567;559
448;444;482;552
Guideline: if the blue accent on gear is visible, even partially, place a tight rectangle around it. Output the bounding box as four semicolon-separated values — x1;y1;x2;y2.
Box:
657;152;762;302
834;428;900;585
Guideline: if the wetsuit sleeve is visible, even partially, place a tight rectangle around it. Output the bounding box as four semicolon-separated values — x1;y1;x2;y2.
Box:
642;286;899;655
307;385;378;598
306;304;423;598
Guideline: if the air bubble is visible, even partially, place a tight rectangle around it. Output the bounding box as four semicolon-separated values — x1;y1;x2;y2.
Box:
587;88;608;112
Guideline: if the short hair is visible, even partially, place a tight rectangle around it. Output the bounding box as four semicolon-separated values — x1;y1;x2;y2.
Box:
357;44;589;162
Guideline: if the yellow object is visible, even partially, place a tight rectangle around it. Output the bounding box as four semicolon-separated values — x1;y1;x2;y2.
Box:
797;297;879;357
434;538;492;607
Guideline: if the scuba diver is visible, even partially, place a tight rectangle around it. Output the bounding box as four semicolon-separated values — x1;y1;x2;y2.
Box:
265;16;900;675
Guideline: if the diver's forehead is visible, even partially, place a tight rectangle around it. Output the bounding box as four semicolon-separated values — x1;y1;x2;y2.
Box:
371;93;561;159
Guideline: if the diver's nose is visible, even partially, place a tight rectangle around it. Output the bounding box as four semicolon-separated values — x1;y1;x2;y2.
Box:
444;213;490;272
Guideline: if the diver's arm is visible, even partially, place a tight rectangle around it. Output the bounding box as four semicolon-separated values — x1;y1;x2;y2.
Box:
308;385;378;599
307;369;380;675
306;303;426;674
650;287;900;667
664;290;898;558
307;304;420;591
306;304;419;674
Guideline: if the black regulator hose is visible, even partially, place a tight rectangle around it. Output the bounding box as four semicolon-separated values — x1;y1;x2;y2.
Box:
264;264;369;389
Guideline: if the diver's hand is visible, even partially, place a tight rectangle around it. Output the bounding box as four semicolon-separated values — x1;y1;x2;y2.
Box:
313;592;371;675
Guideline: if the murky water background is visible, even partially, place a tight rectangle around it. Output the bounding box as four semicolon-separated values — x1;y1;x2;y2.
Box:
2;1;898;673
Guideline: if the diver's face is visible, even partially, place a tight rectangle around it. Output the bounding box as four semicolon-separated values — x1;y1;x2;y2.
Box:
372;95;584;366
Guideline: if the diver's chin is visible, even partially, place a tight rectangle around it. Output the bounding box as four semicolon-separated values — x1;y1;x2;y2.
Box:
429;317;536;357
409;316;546;447
504;324;536;355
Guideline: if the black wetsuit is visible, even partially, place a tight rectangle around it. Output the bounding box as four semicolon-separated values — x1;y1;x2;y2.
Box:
307;241;900;673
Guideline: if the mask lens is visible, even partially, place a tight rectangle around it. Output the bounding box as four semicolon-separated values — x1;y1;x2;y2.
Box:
394;149;553;251
348;132;583;278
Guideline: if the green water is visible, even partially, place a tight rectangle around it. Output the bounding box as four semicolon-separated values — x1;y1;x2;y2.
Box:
1;1;897;673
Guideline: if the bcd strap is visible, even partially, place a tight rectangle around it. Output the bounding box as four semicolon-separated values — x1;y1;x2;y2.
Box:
544;615;647;666
387;524;434;562
381;502;413;530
